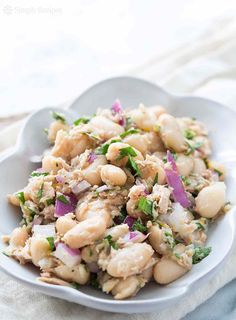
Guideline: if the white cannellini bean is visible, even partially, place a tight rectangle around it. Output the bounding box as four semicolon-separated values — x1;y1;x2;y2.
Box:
193;158;206;175
56;213;77;236
148;224;166;255
104;224;129;241
145;132;166;153
10;226;29;247
128;105;157;131
111;275;140;300
89;116;124;140
7;193;20;206
81;245;98;263
48;120;69;144
42;155;69;174
123;134;149;155
106;142;143;167
148;105;167;118
54;264;90;285
107;243;154;278
195;182;226;218
76;200;112;227
82;155;107;186
176;154;194;176
63;217;107;249
30;237;51;266
153;257;188;284
159;114;186;152
100;164;127;186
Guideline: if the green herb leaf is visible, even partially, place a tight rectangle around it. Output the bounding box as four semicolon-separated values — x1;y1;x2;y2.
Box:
46;237;55;251
96;139;121;155
51;111;66;123
16;191;25;205
214;168;223;177
132;218;147;233
126;155;141;176
192;247;211;264
184;129;196;140
203;158;209;169
138;197;153;217
57;194;69;204
195;222;205;230
44;128;49;135
104;235;118;250
37;183;44;201
153;173;159;186
31;171;49;177
120;128;140;139
46;198;55;206
185;141;203;156
164;231;176;249
74;117;90;126
117;146;137;160
181;175;191;186
90;274;100;288
71;282;80;290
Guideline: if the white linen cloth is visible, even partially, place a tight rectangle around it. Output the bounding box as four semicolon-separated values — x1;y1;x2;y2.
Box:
0;16;236;320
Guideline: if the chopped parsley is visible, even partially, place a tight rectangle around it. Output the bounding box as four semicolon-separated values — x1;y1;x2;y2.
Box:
203;158;209;169
117;146;137;160
185;141;203;156
57;194;69;204
71;282;80;290
124;116;133;130
120;128;140;139
195;222;205;231
164;231;176;249
181;175;191;186
138;197;153;217
132;218;147;233
73;117;90;126
115;207;127;224
16;191;25;205
153;173;159;186
37;183;44;201
192;246;211;264
174;252;181;259
90;274;99;288
96;139;121;155
46;237;55;251
31;171;49;177
214;168;223;177
51;111;66;123
126;155;141;176
104;235;118;250
46;198;55;206
44;128;49;135
184;129;196;140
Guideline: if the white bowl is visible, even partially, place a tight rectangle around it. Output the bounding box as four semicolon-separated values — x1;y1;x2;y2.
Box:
0;77;235;314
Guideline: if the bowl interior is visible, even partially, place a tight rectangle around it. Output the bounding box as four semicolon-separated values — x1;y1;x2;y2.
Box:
0;77;235;313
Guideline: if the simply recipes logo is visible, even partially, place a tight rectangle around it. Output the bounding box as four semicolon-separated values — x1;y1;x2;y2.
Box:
2;5;62;15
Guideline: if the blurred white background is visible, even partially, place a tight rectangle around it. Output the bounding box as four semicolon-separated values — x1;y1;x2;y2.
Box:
0;0;236;117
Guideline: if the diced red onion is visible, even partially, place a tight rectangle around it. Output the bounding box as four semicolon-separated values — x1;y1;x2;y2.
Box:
124;216;136;230
87;262;99;273
72;180;91;195
88;152;97;164
32;215;43;226
55;193;77;217
36;167;43;172
54;243;81;268
111;100;122;114
96;185;110;193
56;175;64;183
165;151;191;208
33;224;56;238
122;231;147;243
